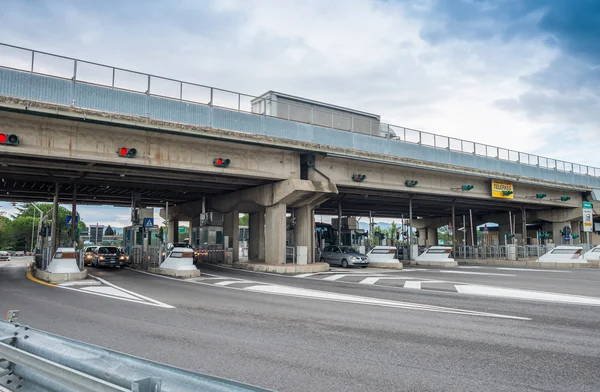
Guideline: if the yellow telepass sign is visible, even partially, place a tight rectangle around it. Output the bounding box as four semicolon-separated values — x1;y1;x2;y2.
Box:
491;180;514;199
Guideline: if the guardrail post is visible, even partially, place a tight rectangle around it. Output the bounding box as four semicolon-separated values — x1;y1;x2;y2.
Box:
112;68;116;88
132;377;162;392
30;51;34;73
179;82;183;100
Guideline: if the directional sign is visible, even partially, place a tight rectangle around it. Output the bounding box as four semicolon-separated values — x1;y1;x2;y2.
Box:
66;215;79;226
583;206;593;233
143;217;154;229
564;236;571;242
178;226;187;233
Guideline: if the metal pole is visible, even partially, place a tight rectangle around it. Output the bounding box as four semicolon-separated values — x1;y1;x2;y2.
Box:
409;197;413;246
51;184;59;253
451;202;456;258
71;184;77;247
337;201;342;246
521;207;527;245
469;209;474;248
462;215;466;245
31;207;35;252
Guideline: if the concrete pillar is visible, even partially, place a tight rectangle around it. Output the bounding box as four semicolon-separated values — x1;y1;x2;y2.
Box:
265;203;286;264
552;221;571;244
168;219;179;243
223;210;240;262
249;211;265;261
294;205;315;263
425;227;438;246
497;224;511;245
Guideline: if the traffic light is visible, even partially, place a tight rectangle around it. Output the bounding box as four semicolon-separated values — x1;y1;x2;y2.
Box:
396;231;399;240
536;193;547;199
572;234;580;239
405;180;419;187
352;174;367;182
415;230;420;238
502;190;514;196
117;147;137;158
506;234;515;239
0;133;19;145
560;196;571;202
461;185;474;191
213;157;231;168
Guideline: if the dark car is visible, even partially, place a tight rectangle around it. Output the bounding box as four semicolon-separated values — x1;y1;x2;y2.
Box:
92;246;126;268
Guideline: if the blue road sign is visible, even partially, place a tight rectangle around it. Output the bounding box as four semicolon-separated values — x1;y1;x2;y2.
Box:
563;235;570;242
66;215;79;226
143;217;154;229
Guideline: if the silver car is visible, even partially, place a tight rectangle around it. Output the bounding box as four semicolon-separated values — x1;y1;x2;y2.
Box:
320;246;369;268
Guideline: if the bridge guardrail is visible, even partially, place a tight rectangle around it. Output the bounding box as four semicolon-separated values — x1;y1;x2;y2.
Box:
0;319;271;392
0;42;598;180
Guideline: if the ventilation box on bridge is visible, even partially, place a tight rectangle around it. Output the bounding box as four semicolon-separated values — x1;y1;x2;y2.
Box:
251;91;382;136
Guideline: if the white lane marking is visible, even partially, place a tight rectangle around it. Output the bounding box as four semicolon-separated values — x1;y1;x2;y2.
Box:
295;273;317;278
496;268;571;273
404;281;422;289
88;274;175;308
58;280;101;287
455;285;600;306
58;286;173;308
360;277;380;285
458;266;482;269
429;270;516;277
243;284;529;320
126;268;529;320
214;280;249;286
323;274;347;281
80;286;140;300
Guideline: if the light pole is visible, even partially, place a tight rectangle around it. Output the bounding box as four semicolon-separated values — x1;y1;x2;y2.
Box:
30;203;43;252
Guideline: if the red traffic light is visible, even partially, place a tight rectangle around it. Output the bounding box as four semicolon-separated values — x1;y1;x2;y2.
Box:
0;133;19;145
117;147;137;158
213;157;231;168
215;158;223;165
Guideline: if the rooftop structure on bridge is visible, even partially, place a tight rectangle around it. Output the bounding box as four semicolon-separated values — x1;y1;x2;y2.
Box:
251;91;381;136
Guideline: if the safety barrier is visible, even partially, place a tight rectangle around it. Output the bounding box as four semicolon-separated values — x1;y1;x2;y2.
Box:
285;247;296;264
0;319;270;391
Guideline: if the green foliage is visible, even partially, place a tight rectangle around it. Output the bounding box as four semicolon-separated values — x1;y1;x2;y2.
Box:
239;213;249;226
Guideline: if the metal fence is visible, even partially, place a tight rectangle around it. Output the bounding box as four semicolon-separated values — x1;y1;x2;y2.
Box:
285;246;296;264
455;244;573;260
1;42;599;178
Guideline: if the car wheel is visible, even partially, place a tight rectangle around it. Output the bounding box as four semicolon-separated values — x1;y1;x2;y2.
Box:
341;259;348;268
320;257;326;263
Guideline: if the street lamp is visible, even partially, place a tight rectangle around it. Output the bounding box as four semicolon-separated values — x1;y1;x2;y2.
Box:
30;203;43;253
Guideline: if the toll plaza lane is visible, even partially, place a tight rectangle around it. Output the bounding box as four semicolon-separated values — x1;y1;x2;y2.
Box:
2;263;600;392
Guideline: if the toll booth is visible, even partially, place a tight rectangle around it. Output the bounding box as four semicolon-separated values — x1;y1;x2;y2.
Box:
193;212;225;263
123;225;160;254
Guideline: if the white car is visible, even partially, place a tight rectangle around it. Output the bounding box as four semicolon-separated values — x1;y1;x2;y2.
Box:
414;246;457;266
537;245;586;263
0;251;10;261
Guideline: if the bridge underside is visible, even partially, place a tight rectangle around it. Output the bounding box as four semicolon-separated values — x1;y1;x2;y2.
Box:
0;155;269;207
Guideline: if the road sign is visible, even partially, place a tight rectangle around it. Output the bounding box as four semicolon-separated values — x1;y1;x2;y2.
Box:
143;217;154;229
583;202;593;233
178;227;186;233
66;215;79;226
491;180;514;199
564;236;571;242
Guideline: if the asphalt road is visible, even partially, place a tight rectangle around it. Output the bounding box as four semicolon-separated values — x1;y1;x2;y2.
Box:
2;261;600;392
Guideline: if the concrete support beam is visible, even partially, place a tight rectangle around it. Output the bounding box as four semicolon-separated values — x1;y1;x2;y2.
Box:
223;210;240;262
552;221;571;244
294;205;315;264
536;208;581;223
265;203;286;264
248;211;265;261
424;227;438;246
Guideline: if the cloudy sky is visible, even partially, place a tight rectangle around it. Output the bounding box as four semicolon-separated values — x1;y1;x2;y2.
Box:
0;0;598;226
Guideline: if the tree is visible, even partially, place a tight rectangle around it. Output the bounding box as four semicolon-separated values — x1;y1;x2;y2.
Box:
239;213;249;226
438;225;452;245
0;215;14;250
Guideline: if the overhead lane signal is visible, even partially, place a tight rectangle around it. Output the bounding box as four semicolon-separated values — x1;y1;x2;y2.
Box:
0;133;19;145
352;174;366;182
117;147;137;158
213;158;231;168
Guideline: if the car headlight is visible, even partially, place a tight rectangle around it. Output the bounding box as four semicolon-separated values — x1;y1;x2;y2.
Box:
349;256;358;260
119;256;125;260
99;256;104;260
85;255;92;260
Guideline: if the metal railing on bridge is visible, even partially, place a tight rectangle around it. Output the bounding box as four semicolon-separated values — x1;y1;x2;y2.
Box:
1;42;599;180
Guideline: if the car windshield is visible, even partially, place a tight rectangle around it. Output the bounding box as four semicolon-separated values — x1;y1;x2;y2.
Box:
98;247;119;254
340;247;359;254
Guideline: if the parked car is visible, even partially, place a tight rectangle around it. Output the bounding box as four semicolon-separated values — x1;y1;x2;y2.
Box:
0;251;10;261
84;246;99;266
13;250;25;257
92;246;126;268
320;245;369;268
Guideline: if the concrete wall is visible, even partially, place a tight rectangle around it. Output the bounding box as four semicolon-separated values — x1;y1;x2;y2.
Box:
0;111;300;181
311;156;583;207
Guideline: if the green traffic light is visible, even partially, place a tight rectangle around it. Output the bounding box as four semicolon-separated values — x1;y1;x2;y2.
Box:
461;184;474;191
536;193;547;199
560;196;571;202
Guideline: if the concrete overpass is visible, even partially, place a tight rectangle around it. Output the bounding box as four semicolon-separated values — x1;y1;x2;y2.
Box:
1;43;599;265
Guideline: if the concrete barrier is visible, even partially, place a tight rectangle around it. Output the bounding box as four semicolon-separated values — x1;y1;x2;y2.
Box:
34;268;87;283
369;262;403;269
231;262;329;274
148;267;200;278
458;259;597;268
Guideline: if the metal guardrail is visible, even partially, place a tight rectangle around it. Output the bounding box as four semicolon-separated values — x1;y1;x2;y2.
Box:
0;42;598;178
0;319;270;392
285;246;296;264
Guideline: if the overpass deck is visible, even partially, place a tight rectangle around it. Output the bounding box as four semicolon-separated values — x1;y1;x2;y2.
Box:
1;42;599;191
